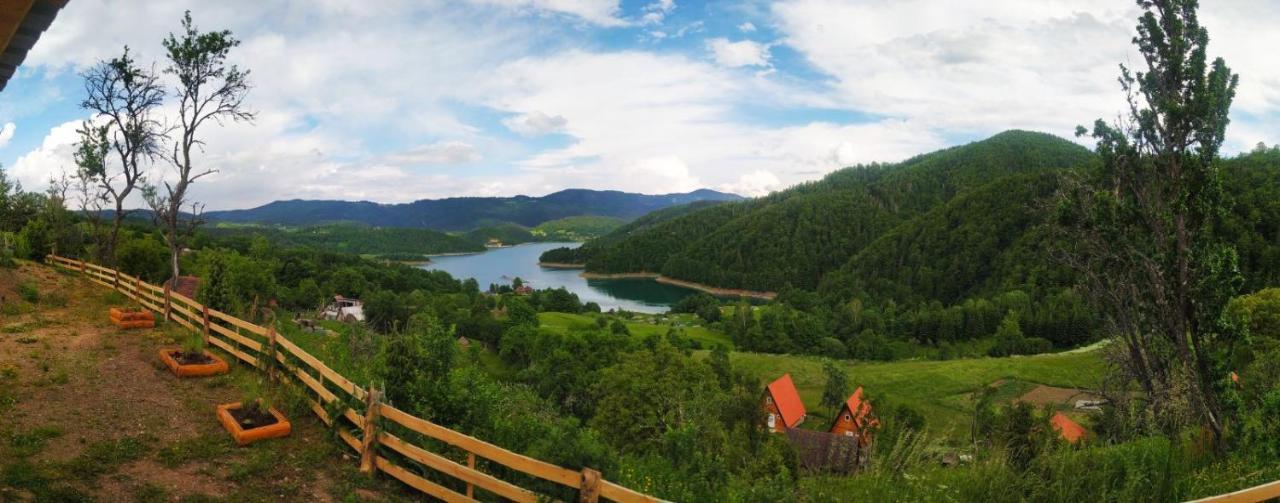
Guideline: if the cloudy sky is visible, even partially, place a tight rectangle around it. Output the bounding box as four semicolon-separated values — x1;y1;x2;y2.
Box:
1;0;1277;210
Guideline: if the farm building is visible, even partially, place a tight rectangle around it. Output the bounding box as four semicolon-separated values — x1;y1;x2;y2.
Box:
321;295;365;322
829;387;879;446
762;373;806;432
784;427;864;474
1050;412;1087;444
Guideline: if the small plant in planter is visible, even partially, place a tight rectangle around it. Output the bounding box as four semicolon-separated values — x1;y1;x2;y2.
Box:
217;380;292;446
158;333;229;378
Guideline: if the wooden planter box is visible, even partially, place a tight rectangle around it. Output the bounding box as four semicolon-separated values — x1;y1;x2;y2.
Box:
158;348;229;378
217;402;292;446
110;308;155;329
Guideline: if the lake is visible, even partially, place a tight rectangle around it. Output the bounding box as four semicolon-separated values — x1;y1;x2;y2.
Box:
420;242;698;313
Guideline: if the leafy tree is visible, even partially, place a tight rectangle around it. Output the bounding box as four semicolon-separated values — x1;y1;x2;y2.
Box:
146;11;254;281
820;360;849;416
380;315;456;410
589;338;720;453
364;289;411;332
1059;0;1240;444
989;311;1026;357
115;234;169;283
505;297;539;328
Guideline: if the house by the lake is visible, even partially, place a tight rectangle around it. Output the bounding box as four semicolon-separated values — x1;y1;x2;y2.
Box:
321;295;364;322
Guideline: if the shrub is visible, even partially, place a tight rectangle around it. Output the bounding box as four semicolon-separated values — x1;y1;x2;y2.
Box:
115;235;169;283
16;282;38;303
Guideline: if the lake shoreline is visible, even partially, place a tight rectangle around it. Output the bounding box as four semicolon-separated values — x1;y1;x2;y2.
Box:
580;271;777;300
538;261;586;269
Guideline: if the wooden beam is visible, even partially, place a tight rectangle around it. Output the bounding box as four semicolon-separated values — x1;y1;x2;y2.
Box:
0;0;35;57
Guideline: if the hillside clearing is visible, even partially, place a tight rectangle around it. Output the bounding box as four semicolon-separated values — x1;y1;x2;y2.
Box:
718;348;1108;435
537;311;734;349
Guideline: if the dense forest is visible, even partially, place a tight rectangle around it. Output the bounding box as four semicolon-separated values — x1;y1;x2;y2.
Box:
199;215;627;261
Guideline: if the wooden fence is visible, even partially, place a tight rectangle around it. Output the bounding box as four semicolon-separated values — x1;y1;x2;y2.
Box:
47;255;663;503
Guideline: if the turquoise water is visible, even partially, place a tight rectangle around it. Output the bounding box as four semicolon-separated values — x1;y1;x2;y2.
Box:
420;242;698;313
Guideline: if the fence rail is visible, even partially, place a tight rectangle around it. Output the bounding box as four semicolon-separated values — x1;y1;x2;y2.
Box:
47;254;663;503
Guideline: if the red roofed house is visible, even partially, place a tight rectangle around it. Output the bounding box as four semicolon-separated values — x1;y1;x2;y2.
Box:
829;387;879;446
763;374;806;432
1050;412;1086;444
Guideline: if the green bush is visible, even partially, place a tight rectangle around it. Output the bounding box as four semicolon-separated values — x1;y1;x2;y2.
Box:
115;235;170;283
16;282;38;303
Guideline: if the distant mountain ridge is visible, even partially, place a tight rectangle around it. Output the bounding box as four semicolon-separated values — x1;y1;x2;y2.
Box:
204;188;741;231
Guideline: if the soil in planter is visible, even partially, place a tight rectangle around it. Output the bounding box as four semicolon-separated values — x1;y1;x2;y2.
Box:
230;405;280;430
170;350;215;365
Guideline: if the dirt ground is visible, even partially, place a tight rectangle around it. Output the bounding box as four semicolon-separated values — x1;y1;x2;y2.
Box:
1016;384;1100;408
0;262;412;502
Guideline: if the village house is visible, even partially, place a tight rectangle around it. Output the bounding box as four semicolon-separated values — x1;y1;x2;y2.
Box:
829;387;879;446
321;295;365;322
1050;412;1087;444
762;373;806;432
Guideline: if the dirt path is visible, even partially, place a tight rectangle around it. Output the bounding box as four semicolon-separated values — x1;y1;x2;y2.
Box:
0;262;410;502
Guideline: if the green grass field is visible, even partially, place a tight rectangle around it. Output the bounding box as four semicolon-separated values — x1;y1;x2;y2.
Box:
717;347;1108;435
537;312;734;349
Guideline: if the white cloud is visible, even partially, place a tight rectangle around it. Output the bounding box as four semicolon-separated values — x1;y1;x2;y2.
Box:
465;0;625;27
10;0;1277;211
771;0;1280;149
720;170;781;197
502;112;568;136
706;38;771;68
640;0;676;25
385;141;481;165
482;50;942;195
11;120;82;190
0;122;14;148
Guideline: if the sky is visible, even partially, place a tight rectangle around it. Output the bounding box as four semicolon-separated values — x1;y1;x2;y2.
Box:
1;0;1277;210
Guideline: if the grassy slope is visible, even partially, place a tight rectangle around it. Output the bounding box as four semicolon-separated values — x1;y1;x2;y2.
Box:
0;262;414;501
720;348;1107;434
536;312;734;349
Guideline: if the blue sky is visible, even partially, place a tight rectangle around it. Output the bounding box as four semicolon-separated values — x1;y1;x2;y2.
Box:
1;0;1277;210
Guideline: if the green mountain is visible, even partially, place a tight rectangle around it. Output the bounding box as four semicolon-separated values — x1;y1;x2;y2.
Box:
553;130;1280;310
558;130;1095;292
204;188;741;231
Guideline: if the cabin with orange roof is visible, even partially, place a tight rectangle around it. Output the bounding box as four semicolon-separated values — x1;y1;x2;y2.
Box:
829;387;879;445
763;374;806;432
1050;412;1086;444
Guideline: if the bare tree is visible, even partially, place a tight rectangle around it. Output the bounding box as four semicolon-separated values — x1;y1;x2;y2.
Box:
145;11;254;281
77;48;167;264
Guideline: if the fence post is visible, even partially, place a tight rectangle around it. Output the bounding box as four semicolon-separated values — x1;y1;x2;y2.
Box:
113;269;120;290
134;277;142;303
579;468;601;503
79;259;86;274
266;326;277;382
359;384;381;476
201;305;211;346
163;282;172;321
466;453;476;498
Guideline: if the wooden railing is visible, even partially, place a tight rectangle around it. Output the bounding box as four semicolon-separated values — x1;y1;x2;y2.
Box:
47;255;663;503
1188;480;1280;503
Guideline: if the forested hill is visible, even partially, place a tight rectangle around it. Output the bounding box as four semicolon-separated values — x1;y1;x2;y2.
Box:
204;188;741;231
556;130;1095;292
